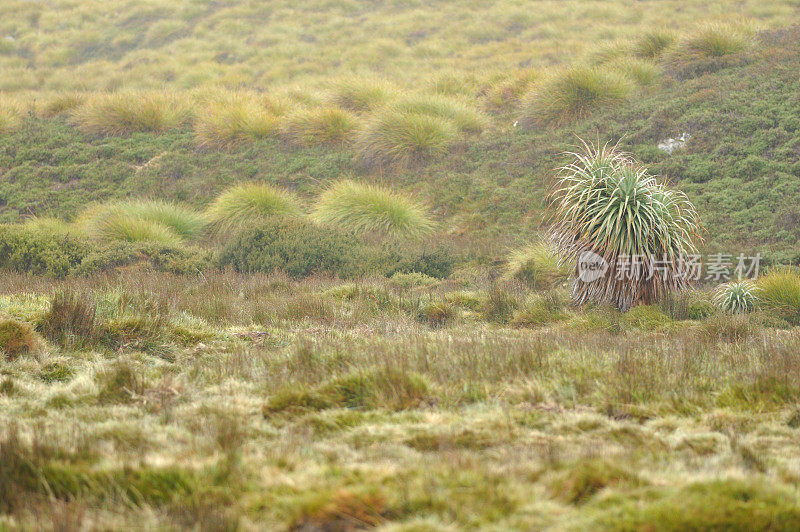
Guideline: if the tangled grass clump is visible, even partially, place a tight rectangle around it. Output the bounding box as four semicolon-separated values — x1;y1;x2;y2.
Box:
71;92;192;136
714;280;760;314
549;141;701;311
355;110;457;168
0;100;24;135
757;268;800;323
280;106;359;146
391;95;487;134
206;183;302;233
0;319;39;360
519;66;633;127
195;93;279;149
504;242;571;290
77;200;206;244
677;23;750;60
607;58;662;87
312;180;435;239
326;77;395;112
633;29;676;58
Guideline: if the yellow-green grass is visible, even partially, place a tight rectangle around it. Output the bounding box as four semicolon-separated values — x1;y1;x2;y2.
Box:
483;69;538;113
519;66;634;128
757;268;800;323
39;92;86;118
0;100;23;135
76;200;205;244
391;95;487;134
355;109;458;168
607;57;663;87
504;242;571;290
205;183;303;232
674;23;752;60
312;180;435;239
194;94;280;150
279;106;359;146
325;77;397;113
633;28;677;58
71;91;192;137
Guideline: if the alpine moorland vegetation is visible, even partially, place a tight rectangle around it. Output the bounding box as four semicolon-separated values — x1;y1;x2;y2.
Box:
714;279;760;314
550;142;701;310
71;92;192;137
77;200;207;242
280;106;359;146
205;183;303;232
312;180;435;238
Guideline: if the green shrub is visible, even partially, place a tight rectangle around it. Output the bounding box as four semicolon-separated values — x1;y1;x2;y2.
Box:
382;244;455;279
206;183;302;233
504;242;570;290
0;224;89;277
482;289;519;324
389;271;439;289
714;280;759;314
687;299;716;320
757;268;800;324
355;109;458;168
71;91;192;137
312;180;435;239
280;106;358;146
77;241;211;275
217;217;377;279
0;319;39;360
519;66;633;127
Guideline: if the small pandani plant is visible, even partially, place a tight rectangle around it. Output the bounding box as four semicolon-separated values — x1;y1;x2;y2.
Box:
549;141;702;311
714;279;760;314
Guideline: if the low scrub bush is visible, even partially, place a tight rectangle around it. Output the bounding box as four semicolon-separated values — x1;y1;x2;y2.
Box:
620;304;672;331
714;280;759;314
504;242;570;290
519;66;632;127
0;319;39;360
757;268;800;324
355;109;458;168
280;106;358;146
217;216;378;279
195;93;279;149
77;241;211;275
382;243;455;279
312;180;435;239
71;92;192;136
206;183;302;233
0;224;89;278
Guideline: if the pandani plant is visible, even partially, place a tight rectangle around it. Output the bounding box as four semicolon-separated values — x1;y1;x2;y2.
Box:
548;140;702;311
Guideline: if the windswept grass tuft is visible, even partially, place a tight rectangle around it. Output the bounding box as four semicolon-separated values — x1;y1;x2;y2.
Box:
607;58;662;87
0;99;24;135
194;93;280;150
77;200;205;244
757;268;800;324
677;23;750;60
355;110;457;168
0;319;39;360
504;242;570;290
71;92;192;137
206;183;302;232
326;77;396;112
519;66;633;127
312;180;435;238
40;92;85;118
392;95;487;134
633;29;676;58
280;106;358;146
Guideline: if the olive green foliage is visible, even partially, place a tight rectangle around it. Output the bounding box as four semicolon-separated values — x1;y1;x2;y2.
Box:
504;242;570;290
714;280;760;314
0;100;24;135
0;224;89;278
520;67;633;127
355;110;458;168
633;29;676;58
326;77;395;112
677;23;750;60
71;92;192;137
194;93;279;149
757;268;800;324
76;241;211;275
391;95;487;134
550;142;701;311
217;217;377;279
312;180;435;238
206;183;302;233
0;319;39;360
38;290;98;348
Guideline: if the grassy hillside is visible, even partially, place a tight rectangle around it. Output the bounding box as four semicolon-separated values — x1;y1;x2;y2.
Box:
2;25;799;264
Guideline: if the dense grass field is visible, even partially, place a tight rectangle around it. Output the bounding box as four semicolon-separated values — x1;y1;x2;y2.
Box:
3;1;800;530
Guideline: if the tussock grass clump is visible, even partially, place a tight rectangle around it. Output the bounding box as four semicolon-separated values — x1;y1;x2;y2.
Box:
280;106;358;146
206;183;302;232
504;242;570;290
0;319;39;360
326;77;395;112
0;100;24;135
714;279;759;314
71;92;192;137
519;67;633;127
78;200;206;242
312;180;435;238
633;29;676;58
550;142;701;311
392;95;487;134
677;23;750;60
608;58;662;87
483;69;538;113
757;268;800;323
355;110;458;167
195;93;279;149
550;458;644;504
40;92;85;118
38;289;98;349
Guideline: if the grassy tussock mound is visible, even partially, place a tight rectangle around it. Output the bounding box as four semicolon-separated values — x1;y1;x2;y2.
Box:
206;183;302;232
326;77;396;112
77;200;206;244
312;180;435;239
194;93;280;149
280;106;359;146
391;95;487;134
0;318;39;360
0;100;24;135
71;92;192;137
